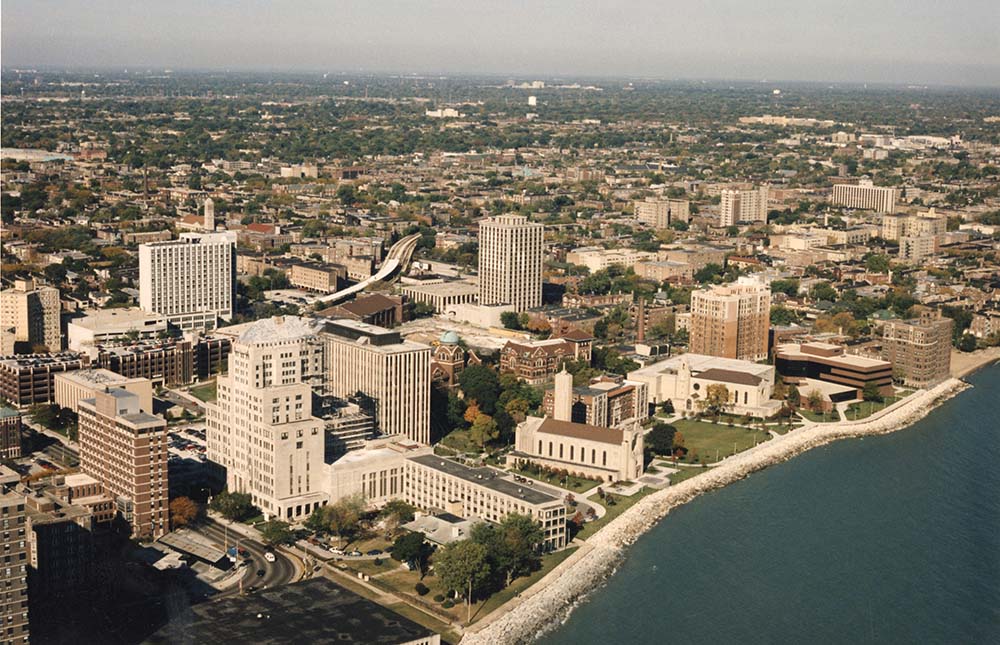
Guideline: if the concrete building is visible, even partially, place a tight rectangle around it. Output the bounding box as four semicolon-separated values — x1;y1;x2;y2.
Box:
774;342;894;397
899;235;938;263
832;179;897;213
0;407;22;460
139;231;237;331
542;373;649;428
1;277;61;354
401;281;479;313
206;316;327;521
0;491;29;643
288;262;346;293
322;319;431;445
478;214;544;312
565;247;657;273
881;311;953;388
634;260;695;282
0;353;87;408
92;339;194;387
689;276;771;362
54;368;153;414
720;187;768;227
881;209;947;241
67;308;167;351
78;388;169;540
634;198;690;229
628;353;780;417
510;416;644;483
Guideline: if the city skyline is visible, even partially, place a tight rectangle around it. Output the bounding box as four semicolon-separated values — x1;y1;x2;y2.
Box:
2;0;999;87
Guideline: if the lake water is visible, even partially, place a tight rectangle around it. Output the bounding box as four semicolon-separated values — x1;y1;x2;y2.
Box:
539;366;1000;645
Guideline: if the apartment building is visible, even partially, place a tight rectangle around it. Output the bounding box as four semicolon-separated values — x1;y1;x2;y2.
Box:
92;339;194;387
206;316;328;521
0;491;29;644
832;179;897;213
499;332;593;385
78;388;169;540
689;276;771;362
720;186;768;227
881;311;953;387
54;368;153;413
899;235;938;263
322;319;431;445
288;262;346;293
541;372;649;429
633;198;690;229
0;278;61;355
881;209;947;241
0;353;87;408
565;247;657;273
139;231;237;331
478;214;544;312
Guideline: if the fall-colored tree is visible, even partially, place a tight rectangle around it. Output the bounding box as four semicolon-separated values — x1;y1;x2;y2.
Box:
169;497;200;527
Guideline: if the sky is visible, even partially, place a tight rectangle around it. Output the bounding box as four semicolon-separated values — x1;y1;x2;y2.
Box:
3;1;999;87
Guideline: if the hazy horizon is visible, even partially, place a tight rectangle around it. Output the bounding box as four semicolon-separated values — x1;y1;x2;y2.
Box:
3;0;999;88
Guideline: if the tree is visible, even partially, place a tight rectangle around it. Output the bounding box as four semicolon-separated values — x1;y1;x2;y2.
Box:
806;389;824;411
699;384;730;417
865;254;891;273
209;491;257;522
469;413;499;449
693;263;724;284
770;305;798;325
862;382;883;403
500;311;522;330
390;531;432;575
809;282;838;303
325;494;365;545
259;520;293;546
771;279;800;297
435;539;491;622
496;514;544;586
169;497;201;527
645;423;676;456
379;500;416;537
458;365;501;415
959;333;978;352
304;507;329;534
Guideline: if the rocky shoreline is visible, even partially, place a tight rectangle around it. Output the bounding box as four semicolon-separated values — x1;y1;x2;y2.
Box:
461;377;971;645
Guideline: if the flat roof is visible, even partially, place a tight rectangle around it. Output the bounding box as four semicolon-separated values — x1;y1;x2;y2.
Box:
407;454;560;506
158;530;227;563
144;578;437;645
69;308;165;329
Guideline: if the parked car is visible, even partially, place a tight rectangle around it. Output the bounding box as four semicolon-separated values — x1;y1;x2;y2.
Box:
264;552;276;563
330;547;344;556
348;550;362;557
365;549;383;556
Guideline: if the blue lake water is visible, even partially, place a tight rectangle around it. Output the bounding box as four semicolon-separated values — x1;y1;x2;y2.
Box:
539;366;1000;645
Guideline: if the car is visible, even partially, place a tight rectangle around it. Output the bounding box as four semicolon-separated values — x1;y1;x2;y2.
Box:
365;549;383;556
264;552;276;563
348;550;362;557
256;568;265;577
246;586;257;594
330;547;344;555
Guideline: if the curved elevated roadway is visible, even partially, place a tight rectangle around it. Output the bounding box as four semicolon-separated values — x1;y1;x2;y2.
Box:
314;232;422;307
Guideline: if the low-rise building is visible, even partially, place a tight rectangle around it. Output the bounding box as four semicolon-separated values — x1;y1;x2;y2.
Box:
774;342;893;396
0;353;87;408
499;332;593;385
67;308;168;351
510;416;644;484
54;369;153;413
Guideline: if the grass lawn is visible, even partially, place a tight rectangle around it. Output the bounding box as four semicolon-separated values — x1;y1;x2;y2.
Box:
671;419;770;464
469;546;578;622
845;392;910;420
574;487;655;540
667;467;709;485
798;409;840;423
505;464;599;492
439;429;480;454
386;602;462;645
189;380;218;402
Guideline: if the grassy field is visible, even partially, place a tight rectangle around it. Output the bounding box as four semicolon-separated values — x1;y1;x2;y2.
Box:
189;380;217;402
667;467;709;485
505;464;599;492
845;392;910;420
671;419;770;464
798;408;840;423
574;487;655;540
439;429;480;454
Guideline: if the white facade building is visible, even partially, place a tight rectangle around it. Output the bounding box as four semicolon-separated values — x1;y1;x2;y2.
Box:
139;231;237;331
832;179;897;214
478;214;544;312
720;187;769;227
67;308;167;351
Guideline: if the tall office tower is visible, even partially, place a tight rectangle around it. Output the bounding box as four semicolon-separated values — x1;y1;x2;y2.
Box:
206;316;327;521
719;187;769;227
0;491;29;643
0;277;61;354
634;198;691;229
322;319;431;445
78;388;169;539
138;231;237;331
832;179;897;213
689;276;771;362
881;310;953;388
478;214;544;312
203;197;215;230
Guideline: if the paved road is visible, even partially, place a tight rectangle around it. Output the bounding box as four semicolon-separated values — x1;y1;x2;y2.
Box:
191;519;298;597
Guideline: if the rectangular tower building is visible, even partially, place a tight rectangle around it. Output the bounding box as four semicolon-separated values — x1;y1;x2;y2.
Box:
0;278;61;354
0;491;29;643
881;310;953;387
139;231;237;331
832;179;897;214
478;215;544;312
719;187;768;227
689;276;771;362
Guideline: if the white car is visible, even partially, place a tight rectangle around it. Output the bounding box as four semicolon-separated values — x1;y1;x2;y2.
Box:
330;547;344;556
264;552;276;563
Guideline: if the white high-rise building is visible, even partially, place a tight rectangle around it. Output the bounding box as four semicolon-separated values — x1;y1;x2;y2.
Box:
203;197;215;230
0;278;61;354
832;179;897;214
206;316;328;521
139;231;236;331
478;214;544;311
719;187;769;227
322;319;431;445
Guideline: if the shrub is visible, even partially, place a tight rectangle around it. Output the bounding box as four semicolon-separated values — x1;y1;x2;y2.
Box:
373;558;382;566
433;593;446;602
442;599;455;608
415;582;429;596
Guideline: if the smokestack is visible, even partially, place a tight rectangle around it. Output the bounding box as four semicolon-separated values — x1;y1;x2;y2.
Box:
553;368;573;422
637;298;646;343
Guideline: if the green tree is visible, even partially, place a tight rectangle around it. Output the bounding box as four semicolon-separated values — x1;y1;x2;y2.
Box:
390;531;432;575
770;305;798;325
500;311;522;330
379;500;417;537
770;278;800;297
435;539;491;623
865;254;891;273
209;491;258;522
862;382;883;403
645;423;676;455
958;333;978;352
325;494;366;545
469;413;499;450
458;365;501;415
809;282;838;303
259;520;293;546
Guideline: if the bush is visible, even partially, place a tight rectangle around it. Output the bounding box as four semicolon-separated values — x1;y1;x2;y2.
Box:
373;558;382;566
442;599;455;608
414;582;429;596
433;593;446;602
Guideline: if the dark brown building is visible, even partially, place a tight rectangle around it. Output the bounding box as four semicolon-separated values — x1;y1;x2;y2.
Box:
0;408;22;459
0;353;87;408
318;293;404;329
95;339;194;387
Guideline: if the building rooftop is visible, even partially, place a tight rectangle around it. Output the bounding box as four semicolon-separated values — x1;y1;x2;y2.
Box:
407;454;560;506
56;368;137;386
69;308;165;329
239;316;323;344
696;368;763;387
536;417;625;445
145;578;437;645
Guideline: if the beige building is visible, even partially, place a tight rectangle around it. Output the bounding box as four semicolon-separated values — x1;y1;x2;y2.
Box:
478;214;544;312
881;311;953;388
898;235;938;263
832;179;897;213
720;187;768;227
635;260;695;282
322;319;431;445
634;198;690;229
1;278;61;354
510;416;644;483
566;247;657;273
0;490;29;643
289;263;346;293
206;316;328;521
689;276;771;362
400;281;479;313
139;231;237;331
0;408;22;459
67;307;167;351
78;388;169;539
54;368;153;413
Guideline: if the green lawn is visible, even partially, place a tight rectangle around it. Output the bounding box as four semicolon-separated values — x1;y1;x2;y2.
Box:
667;467;709;485
574;487;655;540
439;429;480;454
470;547;578;622
671;419;770;464
845;393;910;420
505;464;599;492
798;409;841;423
189;380;218;402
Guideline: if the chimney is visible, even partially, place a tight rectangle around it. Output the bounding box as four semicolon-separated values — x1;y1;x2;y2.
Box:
636;298;646;343
553;368;573;422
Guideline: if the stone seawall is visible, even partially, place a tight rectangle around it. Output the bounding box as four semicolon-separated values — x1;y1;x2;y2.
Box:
461;378;969;645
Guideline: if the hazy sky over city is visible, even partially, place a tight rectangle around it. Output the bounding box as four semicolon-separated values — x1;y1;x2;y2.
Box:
3;1;999;86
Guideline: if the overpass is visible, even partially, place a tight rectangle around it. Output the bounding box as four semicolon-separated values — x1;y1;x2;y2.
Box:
314;232;422;307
